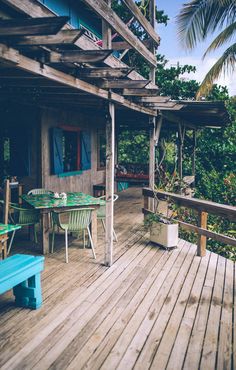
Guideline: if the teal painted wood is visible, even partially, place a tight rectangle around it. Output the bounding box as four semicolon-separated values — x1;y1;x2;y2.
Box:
0;254;44;309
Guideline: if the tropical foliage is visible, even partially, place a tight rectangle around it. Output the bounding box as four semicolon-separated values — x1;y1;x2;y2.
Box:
177;0;236;97
113;1;236;260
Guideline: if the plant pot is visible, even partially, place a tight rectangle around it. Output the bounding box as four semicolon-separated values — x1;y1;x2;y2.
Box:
150;222;178;249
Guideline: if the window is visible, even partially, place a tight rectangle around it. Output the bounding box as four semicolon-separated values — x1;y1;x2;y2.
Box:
62;130;79;172
97;130;106;170
51;126;91;175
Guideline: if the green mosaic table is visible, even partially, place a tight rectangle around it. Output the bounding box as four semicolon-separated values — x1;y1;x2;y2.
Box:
22;192;105;210
0;223;21;259
22;192;105;255
0;223;21;236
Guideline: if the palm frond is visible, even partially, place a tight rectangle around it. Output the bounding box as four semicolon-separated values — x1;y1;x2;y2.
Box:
177;0;236;49
197;43;236;98
203;21;236;57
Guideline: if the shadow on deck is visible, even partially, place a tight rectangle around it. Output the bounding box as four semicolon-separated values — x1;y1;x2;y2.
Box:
0;187;235;370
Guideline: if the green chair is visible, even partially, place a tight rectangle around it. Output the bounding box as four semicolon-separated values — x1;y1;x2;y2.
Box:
28;189;53;195
97;195;119;242
7;202;40;251
51;208;96;263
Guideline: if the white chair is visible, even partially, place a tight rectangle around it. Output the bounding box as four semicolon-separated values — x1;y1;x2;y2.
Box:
27;188;53;195
51;208;96;263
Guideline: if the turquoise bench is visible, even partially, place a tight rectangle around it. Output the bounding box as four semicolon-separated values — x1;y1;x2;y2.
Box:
0;254;45;309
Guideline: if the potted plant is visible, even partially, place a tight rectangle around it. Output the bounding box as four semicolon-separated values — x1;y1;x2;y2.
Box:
144;200;179;249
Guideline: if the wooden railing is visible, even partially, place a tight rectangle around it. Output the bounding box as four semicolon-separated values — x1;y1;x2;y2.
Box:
142;187;236;257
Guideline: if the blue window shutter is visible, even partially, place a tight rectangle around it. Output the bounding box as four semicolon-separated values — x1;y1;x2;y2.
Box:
51;128;63;174
81;131;91;170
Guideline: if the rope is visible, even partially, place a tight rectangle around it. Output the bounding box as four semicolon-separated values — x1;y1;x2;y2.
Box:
139;0;150;17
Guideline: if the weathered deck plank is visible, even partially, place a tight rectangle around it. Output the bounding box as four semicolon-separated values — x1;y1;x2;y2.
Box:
0;187;235;370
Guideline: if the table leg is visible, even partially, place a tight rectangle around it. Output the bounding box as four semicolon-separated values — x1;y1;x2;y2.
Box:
91;209;97;249
40;212;50;254
0;235;7;259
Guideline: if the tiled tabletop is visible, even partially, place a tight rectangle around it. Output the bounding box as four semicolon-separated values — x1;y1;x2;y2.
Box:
0;223;21;236
22;192;105;210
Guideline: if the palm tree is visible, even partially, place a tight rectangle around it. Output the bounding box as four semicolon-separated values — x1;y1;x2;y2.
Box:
177;0;236;98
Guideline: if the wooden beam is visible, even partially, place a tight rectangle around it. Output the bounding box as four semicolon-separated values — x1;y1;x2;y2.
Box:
122;0;160;46
0;43;156;116
49;50;113;64
9;29;85;46
158;104;184;111
78;67;132;79
145;102;180;109
105;102;115;266
143;188;236;221
162;111;196;129
98;79;150;89
112;39;153;50
2;0;158;88
179;220;236;248
80;0;157;66
122;88;159;96
134;96;170;103
0;16;69;37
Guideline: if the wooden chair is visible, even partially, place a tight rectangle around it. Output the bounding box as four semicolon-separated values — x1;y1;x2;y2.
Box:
97;195;119;242
51;208;96;263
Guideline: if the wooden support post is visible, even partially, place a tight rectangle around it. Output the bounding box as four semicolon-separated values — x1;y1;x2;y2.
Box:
103;0;115;267
149;116;156;212
102;0;111;49
178;123;185;180
40;212;50;255
148;0;158;211
18;184;23;205
197;211;208;257
192;130;197;187
105;102;115;266
149;0;156;83
3;179;10;225
2;179;10;259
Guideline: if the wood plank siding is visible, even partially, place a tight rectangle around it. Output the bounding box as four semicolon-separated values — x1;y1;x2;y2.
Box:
0;188;235;370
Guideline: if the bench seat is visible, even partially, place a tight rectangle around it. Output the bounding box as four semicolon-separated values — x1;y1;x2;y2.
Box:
0;254;44;309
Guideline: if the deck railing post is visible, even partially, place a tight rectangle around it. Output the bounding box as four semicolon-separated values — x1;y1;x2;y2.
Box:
197;211;208;257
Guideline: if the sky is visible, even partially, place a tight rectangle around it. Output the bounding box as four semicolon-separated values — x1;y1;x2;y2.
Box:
155;0;236;96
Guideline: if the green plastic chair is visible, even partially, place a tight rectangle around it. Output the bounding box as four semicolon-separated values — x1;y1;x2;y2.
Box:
51;208;96;263
97;195;118;242
27;189;53;195
7;202;40;249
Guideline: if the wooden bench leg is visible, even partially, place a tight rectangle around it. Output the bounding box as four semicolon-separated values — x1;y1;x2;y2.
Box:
13;273;42;309
13;281;29;308
28;273;42;309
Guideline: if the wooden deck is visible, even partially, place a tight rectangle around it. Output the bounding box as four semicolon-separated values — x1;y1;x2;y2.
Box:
0;187;235;370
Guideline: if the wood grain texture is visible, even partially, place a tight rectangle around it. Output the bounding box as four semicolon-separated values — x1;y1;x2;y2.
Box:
0;188;234;370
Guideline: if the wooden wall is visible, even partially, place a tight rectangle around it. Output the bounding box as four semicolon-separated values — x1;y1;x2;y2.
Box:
40;106;105;195
0;102;105;195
